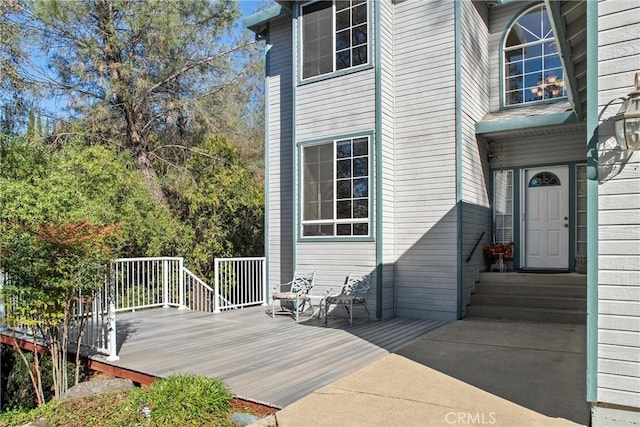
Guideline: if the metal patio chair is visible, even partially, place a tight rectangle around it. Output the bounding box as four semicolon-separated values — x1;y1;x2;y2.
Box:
271;271;315;322
323;273;371;327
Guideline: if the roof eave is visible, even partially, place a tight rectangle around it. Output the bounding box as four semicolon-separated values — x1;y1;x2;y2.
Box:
243;4;291;35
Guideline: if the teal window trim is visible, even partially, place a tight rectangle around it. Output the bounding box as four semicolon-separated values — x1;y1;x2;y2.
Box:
499;2;568;109
296;131;375;242
296;0;373;86
298;63;374;86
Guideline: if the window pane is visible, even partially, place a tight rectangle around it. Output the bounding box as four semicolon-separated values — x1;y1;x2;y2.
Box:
336;29;350;51
353;138;368;156
336;49;351;70
505;62;523;78
353;199;368;218
352;4;367;25
353;157;368;177
352;45;367;66
337;140;351;158
337;180;351;199
525;43;542;58
524;58;542;74
337;224;352;235
303;143;333;221
337;159;351;178
506;90;523;105
302;1;333;79
352;24;367;45
336;10;350;31
353;223;368;235
336;0;349;11
505;75;523;91
505;48;523;63
353;178;368;198
337;200;351;219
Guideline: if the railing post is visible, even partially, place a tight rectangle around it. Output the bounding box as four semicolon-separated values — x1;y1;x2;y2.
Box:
106;298;119;361
162;259;169;308
178;258;186;310
213;259;221;313
262;258;268;306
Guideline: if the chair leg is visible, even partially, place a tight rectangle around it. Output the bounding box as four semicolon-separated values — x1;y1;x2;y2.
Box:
295;295;299;322
349;300;353;327
272;298;275;319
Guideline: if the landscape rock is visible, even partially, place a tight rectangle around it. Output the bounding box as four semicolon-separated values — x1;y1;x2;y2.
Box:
246;414;278;427
231;412;261;426
60;378;134;400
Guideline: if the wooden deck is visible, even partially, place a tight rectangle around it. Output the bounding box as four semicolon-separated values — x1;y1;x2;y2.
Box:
98;306;445;408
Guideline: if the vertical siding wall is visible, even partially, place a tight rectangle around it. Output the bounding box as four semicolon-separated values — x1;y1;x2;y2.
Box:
380;0;395;319
595;0;640;416
294;6;377;300
267;18;294;286
460;0;491;313
393;0;458;321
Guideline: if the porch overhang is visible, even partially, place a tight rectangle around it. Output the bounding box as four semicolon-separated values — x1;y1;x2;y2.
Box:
243;4;291;36
476;111;579;136
475;100;581;136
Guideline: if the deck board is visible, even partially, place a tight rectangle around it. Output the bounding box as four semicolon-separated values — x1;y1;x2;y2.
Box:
96;307;445;408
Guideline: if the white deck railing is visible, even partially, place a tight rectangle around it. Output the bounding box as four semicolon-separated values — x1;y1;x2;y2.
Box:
1;256;265;361
214;257;267;311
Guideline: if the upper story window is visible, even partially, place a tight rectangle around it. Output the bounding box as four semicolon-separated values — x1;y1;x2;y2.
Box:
503;5;566;106
301;136;370;237
301;0;369;80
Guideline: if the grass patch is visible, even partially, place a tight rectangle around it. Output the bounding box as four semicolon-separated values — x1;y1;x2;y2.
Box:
0;375;235;426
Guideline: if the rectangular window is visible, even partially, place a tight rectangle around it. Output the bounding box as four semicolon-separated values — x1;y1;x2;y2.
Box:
302;136;370;237
493;170;513;244
301;0;369;80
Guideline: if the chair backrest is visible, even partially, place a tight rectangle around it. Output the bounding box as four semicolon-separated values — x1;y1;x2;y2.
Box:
290;271;315;294
341;273;370;297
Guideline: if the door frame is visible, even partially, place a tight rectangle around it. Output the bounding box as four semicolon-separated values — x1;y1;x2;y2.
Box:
520;165;570;270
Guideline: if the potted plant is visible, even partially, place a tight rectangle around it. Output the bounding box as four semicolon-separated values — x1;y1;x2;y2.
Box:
484;242;514;270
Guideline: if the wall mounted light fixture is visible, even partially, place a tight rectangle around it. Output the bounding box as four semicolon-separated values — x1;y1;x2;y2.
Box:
613;72;640;150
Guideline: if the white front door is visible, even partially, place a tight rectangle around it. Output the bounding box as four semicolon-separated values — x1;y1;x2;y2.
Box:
524;166;569;269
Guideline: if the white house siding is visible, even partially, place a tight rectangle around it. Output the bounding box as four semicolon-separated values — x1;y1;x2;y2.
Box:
295;69;375;141
593;0;640;423
267;18;294;286
380;0;396;319
296;242;376;295
393;0;458;321
460;0;491;313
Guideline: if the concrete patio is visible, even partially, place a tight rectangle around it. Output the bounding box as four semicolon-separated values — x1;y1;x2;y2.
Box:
276;318;589;426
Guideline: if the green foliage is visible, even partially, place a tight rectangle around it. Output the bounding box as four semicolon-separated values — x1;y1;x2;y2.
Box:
0;134;186;257
167;135;264;283
0;345;90;412
0;376;234;427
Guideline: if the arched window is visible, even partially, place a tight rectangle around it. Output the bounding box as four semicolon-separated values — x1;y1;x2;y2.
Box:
528;172;561;187
503;5;566;106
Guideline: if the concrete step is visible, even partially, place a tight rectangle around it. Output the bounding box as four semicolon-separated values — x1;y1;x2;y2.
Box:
470;294;586;311
466;306;586;324
478;272;586;286
473;283;586;299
